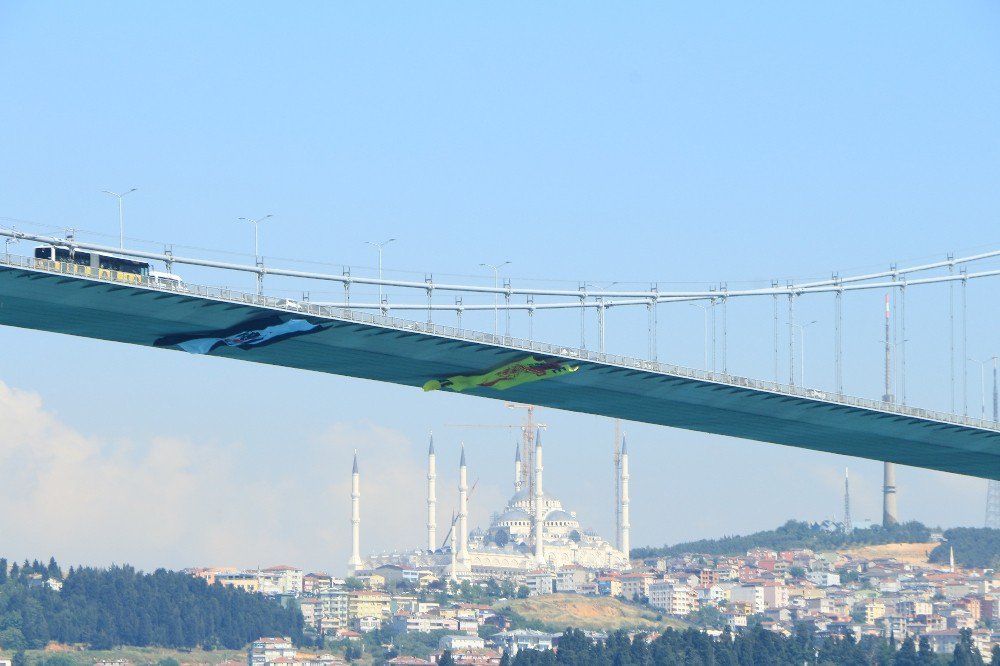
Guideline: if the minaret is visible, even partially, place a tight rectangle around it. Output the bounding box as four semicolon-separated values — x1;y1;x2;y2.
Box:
457;445;470;569
949;546;955;573
427;434;437;552
620;436;631;563
882;294;898;527
514;443;522;493
843;468;852;533
347;451;363;574
534;428;546;566
449;516;458;582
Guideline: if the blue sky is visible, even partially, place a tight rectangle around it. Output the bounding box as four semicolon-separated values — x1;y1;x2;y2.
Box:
0;2;998;572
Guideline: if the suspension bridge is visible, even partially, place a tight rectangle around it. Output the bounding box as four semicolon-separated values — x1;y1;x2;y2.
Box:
0;225;998;490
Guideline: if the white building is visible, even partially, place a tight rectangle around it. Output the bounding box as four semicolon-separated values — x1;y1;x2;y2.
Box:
649;582;698;616
761;584;789;609
259;566;303;595
729;585;766;613
248;637;296;666
492;629;560;655
439;635;486;651
806;571;841;587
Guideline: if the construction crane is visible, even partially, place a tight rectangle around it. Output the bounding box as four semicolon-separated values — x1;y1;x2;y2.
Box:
445;402;546;524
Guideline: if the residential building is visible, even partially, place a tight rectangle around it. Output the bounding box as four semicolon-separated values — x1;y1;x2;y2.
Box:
649;582;697;616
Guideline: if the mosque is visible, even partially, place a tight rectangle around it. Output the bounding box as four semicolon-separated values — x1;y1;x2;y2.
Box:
347;429;631;579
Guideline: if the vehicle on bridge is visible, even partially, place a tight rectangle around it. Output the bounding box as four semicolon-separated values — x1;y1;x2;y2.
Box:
34;245;150;284
149;270;185;288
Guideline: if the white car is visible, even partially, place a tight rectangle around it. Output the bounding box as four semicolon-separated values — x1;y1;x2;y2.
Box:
149;270;184;287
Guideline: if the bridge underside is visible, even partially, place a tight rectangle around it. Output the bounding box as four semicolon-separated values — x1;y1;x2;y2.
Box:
0;265;997;480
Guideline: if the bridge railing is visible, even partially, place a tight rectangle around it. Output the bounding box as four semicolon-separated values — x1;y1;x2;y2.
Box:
3;252;998;433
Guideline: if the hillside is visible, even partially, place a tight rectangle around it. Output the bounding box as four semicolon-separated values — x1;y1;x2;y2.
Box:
632;520;932;558
496;594;689;633
0;558;303;651
929;527;1000;569
837;542;937;566
15;646;245;666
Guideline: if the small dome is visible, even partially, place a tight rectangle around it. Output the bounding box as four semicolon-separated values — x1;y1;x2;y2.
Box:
544;510;577;523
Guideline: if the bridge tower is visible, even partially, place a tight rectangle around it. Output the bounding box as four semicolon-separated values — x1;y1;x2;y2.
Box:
882;294;898;527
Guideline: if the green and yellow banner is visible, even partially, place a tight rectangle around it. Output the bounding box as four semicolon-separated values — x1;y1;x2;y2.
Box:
423;356;578;393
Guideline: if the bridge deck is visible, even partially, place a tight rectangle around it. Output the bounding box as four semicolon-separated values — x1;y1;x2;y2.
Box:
0;257;997;480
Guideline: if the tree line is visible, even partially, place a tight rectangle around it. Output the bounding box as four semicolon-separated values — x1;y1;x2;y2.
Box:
631;520;933;559
499;626;999;666
0;557;303;651
928;527;1000;570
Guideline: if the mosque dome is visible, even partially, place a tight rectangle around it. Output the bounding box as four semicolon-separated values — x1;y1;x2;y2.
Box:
496;508;532;523
544;509;577;523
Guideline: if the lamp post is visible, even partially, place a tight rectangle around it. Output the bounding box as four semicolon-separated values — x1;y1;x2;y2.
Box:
689;303;709;371
239;214;273;259
365;238;396;305
102;188;137;249
794;320;818;386
480;261;510;336
4;236;17;261
239;215;273;295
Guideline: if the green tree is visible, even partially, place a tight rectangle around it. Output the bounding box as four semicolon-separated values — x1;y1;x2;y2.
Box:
917;636;936;665
157;658;181;666
896;636;918;666
42;656;75;666
438;649;455;666
46;558;60;581
0;627;27;651
950;628;982;666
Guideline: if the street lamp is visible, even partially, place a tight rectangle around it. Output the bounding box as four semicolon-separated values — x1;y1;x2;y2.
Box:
102;188;137;249
238;214;273;259
689;303;709;371
793;320;818;386
366;238;396;305
239;215;273;296
968;358;987;421
480;261;511;336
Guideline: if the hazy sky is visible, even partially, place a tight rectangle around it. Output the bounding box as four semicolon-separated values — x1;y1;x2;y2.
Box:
0;2;998;573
